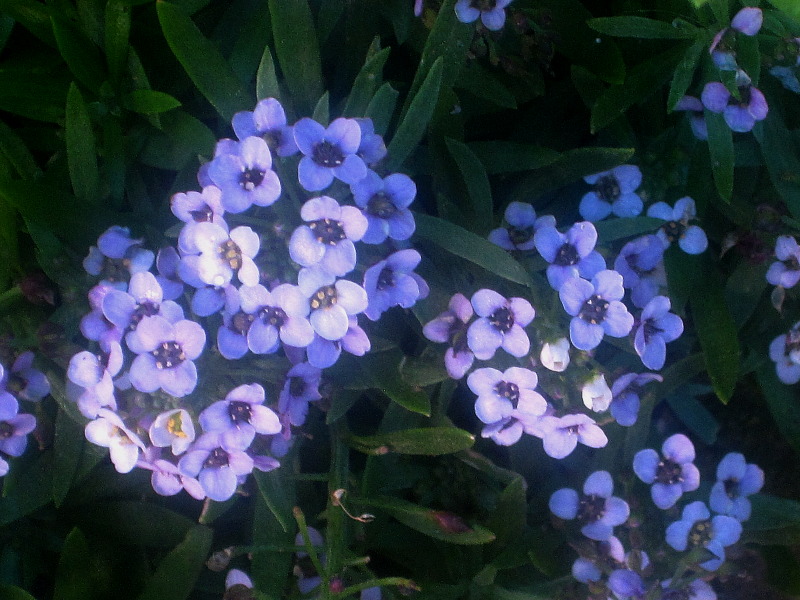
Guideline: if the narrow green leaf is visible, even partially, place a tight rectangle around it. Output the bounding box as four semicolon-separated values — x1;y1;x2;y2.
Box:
0;71;67;122
312;91;329;125
756;364;800;455
348;427;474;456
358;353;431;416
667;41;704;111
0;585;37;600
690;262;739;404
725;260;768;328
704;109;734;202
414;212;533;287
256;44;280;102
385;57;443;171
316;0;343;46
445;137;493;233
344;45;390;117
467;142;559;175
0;14;13;54
0;0;54;46
138;110;216;170
251;481;295;592
123;89;182;114
359;495;496;545
0;450;53;526
455;62;517;109
228;2;272;85
137;525;212;600
54;528;92;600
104;0;131;83
594;216;662;243
253;469;295;533
768;0;800;21
0;119;40;179
591;45;686;132
487;477;526;547
666;392;719;445
365;82;398;136
588;16;698;39
65;83;100;204
267;0;322;115
156;1;251;121
710;0;730;25
52;409;86;507
80;501;196;548
51;17;105;92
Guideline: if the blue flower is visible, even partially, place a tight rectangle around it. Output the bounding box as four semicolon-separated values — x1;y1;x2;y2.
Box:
488;202;555;251
467;289;535;360
674;96;709;141
659;579;717;600
0;392;36;459
155;247;185;301
355;118;387;165
3;352;50;402
83;226;154;288
170;186;227;228
709;452;763;521
422;293;475;379
633;433;700;509
549;471;630;541
767;235;800;288
206;136;282;213
199;383;281;450
467;366;546;425
614;234;666;308
647;197;708;254
634;296;683;370
665;501;742;571
232;97;298;157
536;414;608;459
294;117;367;191
701;71;768;133
709;7;763;71
351;170;416;245
769;322;800;384
298;267;368;341
305;316;370;369
239;283;315;352
179;222;261;287
580;165;643;222
559;270;633;351
279;362;322;427
534;221;606;290
607;569;645;600
67;341;123;418
454;0;514;31
363;249;428;321
178;432;254;501
609;372;662;427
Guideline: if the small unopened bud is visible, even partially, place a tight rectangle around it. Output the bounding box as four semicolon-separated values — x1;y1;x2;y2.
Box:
206;547;233;571
540;338;570;372
329;577;345;593
581;373;612;412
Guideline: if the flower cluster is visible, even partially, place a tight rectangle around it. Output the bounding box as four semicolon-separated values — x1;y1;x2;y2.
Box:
68;97;428;500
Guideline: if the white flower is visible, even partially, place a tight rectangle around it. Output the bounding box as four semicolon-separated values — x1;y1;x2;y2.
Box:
582;373;612;412
540;338;571;372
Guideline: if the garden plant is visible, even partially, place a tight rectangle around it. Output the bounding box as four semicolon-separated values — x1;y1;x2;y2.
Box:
1;0;800;599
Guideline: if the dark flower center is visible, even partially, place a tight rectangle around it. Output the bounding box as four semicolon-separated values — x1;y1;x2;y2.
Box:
688;519;712;546
240;167;265;191
625;252;655;277
228;400;253;425
152;341;185;369
289;376;306;397
554;243;580;266
0;422;13;438
489;306;515;333
579;295;609;324
102;257;131;282
655;458;683;485
450;322;470;354
577;494;606;524
660;589;690;600
509;226;533;247
367;193;397;219
377;267;395;290
218;239;243;270
310;285;337;310
203;447;230;469
309;219;347;245
724;477;741;498
189;204;214;223
230;311;255;334
295;555;318;578
4;374;25;395
129;301;160;329
785;328;800;356
643;319;663;343
594;175;620;201
224;583;256;600
731;85;752;107
784;255;800;271
661;220;686;243
263;129;282;151
470;0;497;9
312;140;344;168
260;305;287;328
494;380;520;406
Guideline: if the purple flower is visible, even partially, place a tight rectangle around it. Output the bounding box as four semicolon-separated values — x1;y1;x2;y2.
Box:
351;170;416;244
178;432;254;501
84;409;145;473
614;234;666;308
571;536;625;583
609;373;662;427
709;452;763;521
355;118;387;165
0;393;36;458
580;165;643;222
701;73;768;133
634;296;684;371
534;221;606;290
298;268;368;341
422;293;475;379
536;413;608;459
199;383;281;450
179;222;260;287
665;500;742;571
559;270;633;351
480;414;540;446
467;289;534;360
414;0;423;17
709;7;763;70
488;202;555;251
769;324;800;384
170;186;227;228
127;316;206;397
633;433;701;509
305;316;371;368
155;247;185;301
767;235;800;288
294;117;367;191
225;569;254;593
647;197;708;254
363;249;428;321
67;342;123;418
675;96;709;140
206;136;281;213
83;226;154;288
549;471;630;541
279;363;322;427
289;196;368;276
467;366;546;424
138;453;206;499
232;97;298;157
3;352;50;402
608;569;645;600
239;283;315;353
454;0;514;31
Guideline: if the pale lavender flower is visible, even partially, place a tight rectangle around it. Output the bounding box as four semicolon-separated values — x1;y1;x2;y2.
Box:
581;373;612;412
709;452;764;521
665;501;742;571
179;222;260;287
294;117;367;191
84;409;146;473
351;170;416;244
536;413;608;459
178;432;254;501
232;97;298;157
767;235;800;288
540;337;570;372
609;372;662;427
279;362;322;427
149;408;196;455
206;136;282;213
534;221;606;290
198;383;281;450
422;293;475;379
770;323;800;384
298;267;368;341
454;0;514;31
488;202;555;251
239;283;315;353
633;433;701;509
466;289;534;360
363;249;428;321
3;352;50;402
634;296;684;371
549;471;630;541
467;366;546;425
170;185;227;228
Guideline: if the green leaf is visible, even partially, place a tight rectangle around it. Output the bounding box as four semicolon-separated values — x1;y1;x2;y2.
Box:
0;585;37;600
0;450;53;526
52;409;86;507
414;212;533;287
445;137;493;233
256;44;280;102
0;0;55;46
725;260;768;328
122;89;181;114
587;16;698;39
105;0;131;83
357;352;431;416
756;364;800;456
138;110;216;170
344;45;391;117
454;62;517;109
228;2;272;85
594;216;662;243
385;57;443;171
359;495;496;545
137;525;212;600
667;41;704;111
267;0;322;115
704;109;734;202
487;477;526;547
54;528;93;600
80;501;195;548
0;69;69;123
253;468;295;533
0;119;40;179
312;91;329;125
690;261;739;404
251;481;295;593
51;16;105;93
666;391;719;445
65;83;100;204
467;142;558;175
747;494;800;532
365;82;398;136
591;45;686;132
348;427;474;456
156;1;251;121
767;0;800;22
